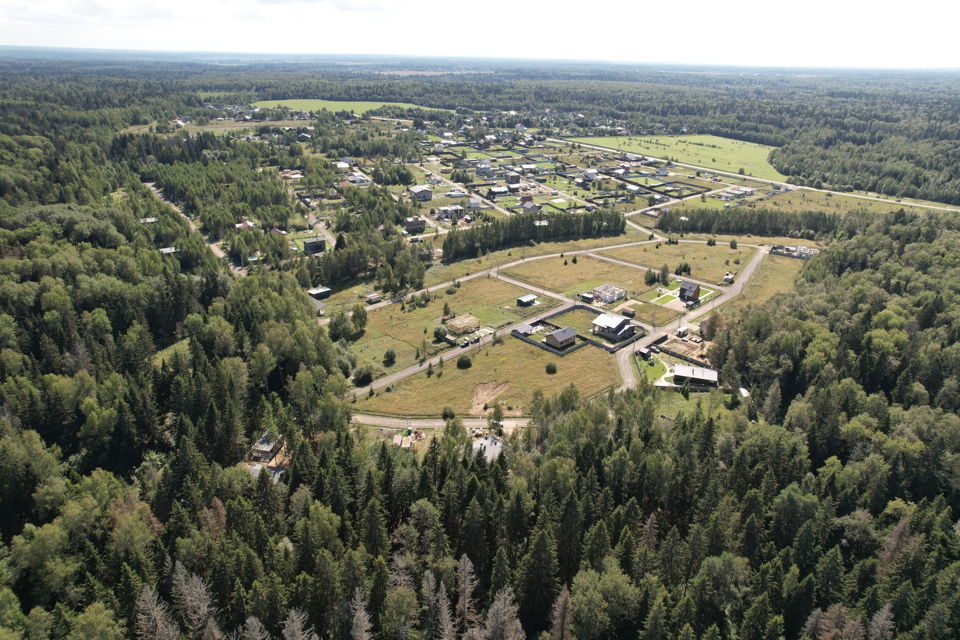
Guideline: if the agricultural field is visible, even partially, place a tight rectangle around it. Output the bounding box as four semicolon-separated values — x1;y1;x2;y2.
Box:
625;301;682;326
599;241;756;283
250;99;441;113
566;135;787;181
502;254;652;299
356;337;620;417
352;277;559;374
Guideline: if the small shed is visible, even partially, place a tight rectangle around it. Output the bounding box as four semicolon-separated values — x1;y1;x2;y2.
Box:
308;286;331;300
517;294;538;307
366;293;383;304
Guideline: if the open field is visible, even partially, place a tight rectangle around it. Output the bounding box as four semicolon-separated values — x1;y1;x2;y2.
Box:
711;254;804;316
356;337;620;417
626;301;682;326
501;254;650;298
251;99;443;113
599;242;756;283
353;277;559;373
314;229;648;312
422;226;646;287
565;135;786;181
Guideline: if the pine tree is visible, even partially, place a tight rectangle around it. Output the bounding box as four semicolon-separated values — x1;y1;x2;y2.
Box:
515;528;559;635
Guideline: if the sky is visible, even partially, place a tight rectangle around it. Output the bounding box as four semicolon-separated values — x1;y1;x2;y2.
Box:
0;0;958;69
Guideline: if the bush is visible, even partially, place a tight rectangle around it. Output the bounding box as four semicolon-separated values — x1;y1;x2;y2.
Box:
457;355;472;369
354;366;374;386
433;326;447;342
446;286;457;295
383;349;396;366
707;238;716;246
572;255;578;264
730;239;738;249
546;362;557;374
442;406;455;419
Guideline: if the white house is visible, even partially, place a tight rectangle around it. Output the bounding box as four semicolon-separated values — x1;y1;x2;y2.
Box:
591;313;635;341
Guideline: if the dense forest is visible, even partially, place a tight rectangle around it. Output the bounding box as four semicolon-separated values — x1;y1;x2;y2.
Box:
0;53;959;640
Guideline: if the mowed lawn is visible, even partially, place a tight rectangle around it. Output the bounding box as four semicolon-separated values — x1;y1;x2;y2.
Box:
565;135;786;181
251;99;445;113
356;338;620;417
502;254;652;298
352;277;558;374
599;242;756;283
714;254;804;316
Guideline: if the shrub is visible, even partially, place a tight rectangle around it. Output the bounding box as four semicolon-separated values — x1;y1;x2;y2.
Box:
354;366;374;386
457;355;472;369
572;255;578;264
546;362;557;374
707;238;716;246
730;239;738;249
434;326;447;342
383;349;397;366
442;406;455;419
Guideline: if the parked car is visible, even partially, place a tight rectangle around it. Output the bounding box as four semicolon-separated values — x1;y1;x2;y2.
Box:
460;340;469;348
470;336;480;344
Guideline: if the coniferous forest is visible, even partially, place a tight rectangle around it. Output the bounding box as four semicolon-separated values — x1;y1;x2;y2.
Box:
0;53;958;640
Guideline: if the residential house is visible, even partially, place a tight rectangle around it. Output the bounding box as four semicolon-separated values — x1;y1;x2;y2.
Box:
679;282;701;302
515;123;528;132
521;201;541;213
673;365;719;387
505;171;521;185
591;313;636;341
467;197;484;211
437;205;465;221
410;185;433;201
252;432;283;463
308;286;331;300
303;238;325;258
583;169;598;181
545;327;577;349
297;133;311;143
405;216;426;235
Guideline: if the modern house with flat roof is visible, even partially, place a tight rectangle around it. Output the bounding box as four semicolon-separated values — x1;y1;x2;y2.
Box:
673;365;719;387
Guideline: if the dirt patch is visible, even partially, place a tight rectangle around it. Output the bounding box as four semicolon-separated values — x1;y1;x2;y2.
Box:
472;381;509;415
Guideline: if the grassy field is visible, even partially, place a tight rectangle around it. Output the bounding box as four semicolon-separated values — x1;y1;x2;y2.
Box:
600;242;756;283
626;302;682;326
501;254;651;298
251;99;446;113
548;308;605;339
566;135;786;181
422;227;646;287
712;254;804;316
356;337;620;417
353;277;559;374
